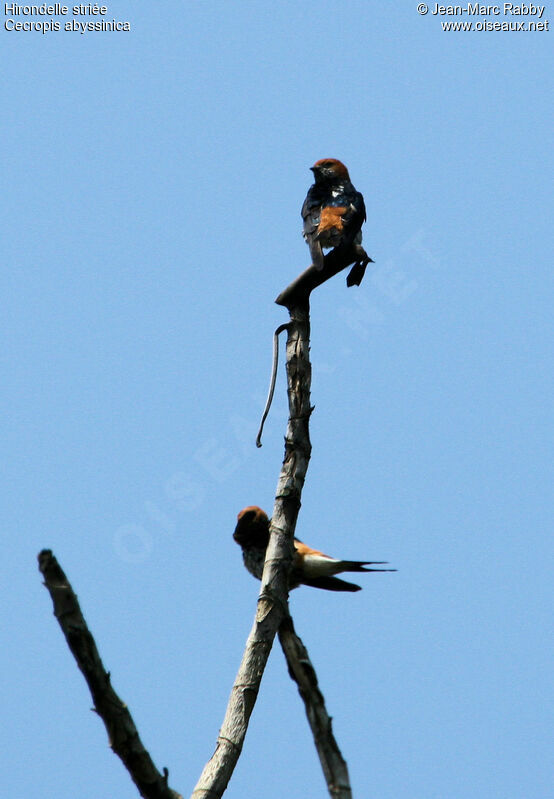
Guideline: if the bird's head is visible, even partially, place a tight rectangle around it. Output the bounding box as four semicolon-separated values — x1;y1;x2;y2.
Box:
310;158;350;184
233;506;270;549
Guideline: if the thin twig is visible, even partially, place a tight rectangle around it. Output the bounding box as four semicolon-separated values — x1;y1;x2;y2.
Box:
192;303;312;798
278;614;352;799
256;322;290;448
37;549;182;799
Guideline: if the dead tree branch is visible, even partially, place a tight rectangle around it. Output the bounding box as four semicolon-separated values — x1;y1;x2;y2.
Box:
191;302;312;798
278;614;352;799
275;244;373;309
37;549;182;799
39;266;359;799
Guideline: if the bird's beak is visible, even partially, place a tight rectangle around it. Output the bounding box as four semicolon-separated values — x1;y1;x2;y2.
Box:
310;166;317;173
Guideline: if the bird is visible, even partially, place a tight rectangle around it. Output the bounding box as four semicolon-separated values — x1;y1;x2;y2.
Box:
233;506;395;592
301;158;366;273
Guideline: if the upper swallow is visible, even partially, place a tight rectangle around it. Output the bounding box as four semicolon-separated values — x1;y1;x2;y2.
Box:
233;506;395;592
301;158;366;271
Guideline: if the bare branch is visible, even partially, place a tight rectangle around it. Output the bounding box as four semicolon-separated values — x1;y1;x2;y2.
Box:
275;245;373;309
192;303;312;798
278;614;352;799
37;549;182;799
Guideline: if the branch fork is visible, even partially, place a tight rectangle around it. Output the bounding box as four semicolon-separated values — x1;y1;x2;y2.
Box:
39;255;362;798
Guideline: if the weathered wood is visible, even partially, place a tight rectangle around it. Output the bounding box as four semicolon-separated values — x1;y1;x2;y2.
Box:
38;549;182;799
278;614;352;799
191;303;313;799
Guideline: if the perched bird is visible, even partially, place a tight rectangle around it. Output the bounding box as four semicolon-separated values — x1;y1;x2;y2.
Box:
301;158;366;272
233;506;395;593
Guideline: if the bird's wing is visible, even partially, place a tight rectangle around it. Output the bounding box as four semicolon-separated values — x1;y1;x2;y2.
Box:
303;233;324;270
294;539;343;577
301;198;321;238
302;206;321;241
339;191;366;238
301;197;325;268
294;539;329;558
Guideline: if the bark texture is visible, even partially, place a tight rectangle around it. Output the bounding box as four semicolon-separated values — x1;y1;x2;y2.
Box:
278;614;352;799
37;549;182;799
191;303;313;798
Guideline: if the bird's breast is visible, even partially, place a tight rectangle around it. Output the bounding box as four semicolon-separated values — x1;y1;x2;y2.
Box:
242;547;266;580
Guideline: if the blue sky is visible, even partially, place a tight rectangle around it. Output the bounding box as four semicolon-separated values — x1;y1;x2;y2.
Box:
3;2;552;798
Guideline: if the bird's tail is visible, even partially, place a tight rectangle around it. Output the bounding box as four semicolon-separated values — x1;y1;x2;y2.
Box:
340;560;396;573
302;564;396;592
302;575;363;592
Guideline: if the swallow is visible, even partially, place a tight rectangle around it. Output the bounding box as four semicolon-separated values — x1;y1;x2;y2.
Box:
301;158;366;273
233;506;395;592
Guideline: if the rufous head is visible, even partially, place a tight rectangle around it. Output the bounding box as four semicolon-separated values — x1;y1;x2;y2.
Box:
233;506;270;549
310;158;350;183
